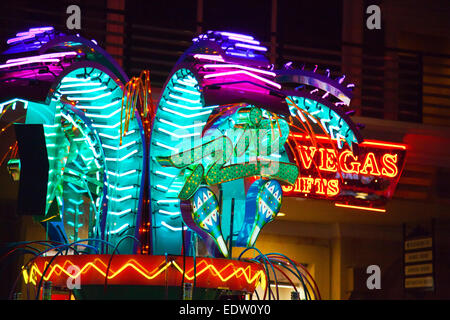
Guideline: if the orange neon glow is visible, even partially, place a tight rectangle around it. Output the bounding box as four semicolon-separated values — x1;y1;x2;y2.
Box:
282;177;340;197
314;178;327;195
120;70;155;145
318;148;338;172
360;152;381;176
298;146;316;169
381;154;398;178
360;140;407;150
290;134;407;150
334;203;387;213
338;150;360;174
22;255;266;292
327;179;339;196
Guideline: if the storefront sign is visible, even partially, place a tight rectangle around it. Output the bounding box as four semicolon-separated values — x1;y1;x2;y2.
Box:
282;134;407;210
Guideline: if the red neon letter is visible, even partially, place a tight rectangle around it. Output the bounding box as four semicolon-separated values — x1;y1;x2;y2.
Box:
381;154;398;178
338;150;360;174
314;178;327;195
298;146;317;169
302;177;314;193
318;148;338;172
327;179;340;196
360;152;381;176
294;178;301;192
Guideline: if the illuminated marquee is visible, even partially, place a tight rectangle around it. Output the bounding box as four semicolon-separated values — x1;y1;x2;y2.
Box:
283;134;407;209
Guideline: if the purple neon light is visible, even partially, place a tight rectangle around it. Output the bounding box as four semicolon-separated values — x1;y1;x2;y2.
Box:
234;42;267;52
0;59;60;69
16;27;54;37
16;32;32;37
223;51;257;59
193;54;225;62
29;27;54;32
6;52;78;64
7;27;54;45
219;32;254;40
222;33;260;45
203;70;281;89
7;34;35;44
1;65;63;81
202;64;276;77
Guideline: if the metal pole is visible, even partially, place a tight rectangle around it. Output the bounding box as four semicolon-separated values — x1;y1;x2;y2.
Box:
270;0;278;65
229;198;235;258
196;0;204;34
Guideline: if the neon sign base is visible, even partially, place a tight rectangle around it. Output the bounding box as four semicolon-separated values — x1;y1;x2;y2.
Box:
23;255;265;300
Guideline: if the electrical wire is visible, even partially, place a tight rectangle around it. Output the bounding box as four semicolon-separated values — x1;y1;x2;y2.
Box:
266;253;321;300
267;253;312;300
243;258;271;299
4;241;67;300
71;238;119;255
285;257;321;300
1;240;64;261
248;258;274;300
238;247;278;300
103;235;140;294
8;238;116;299
237;248;321;300
35;238;113;300
270;259;313;300
241;247;280;299
263;252;311;300
35;245;73;299
0;248;38;281
271;263;299;297
278;259;318;300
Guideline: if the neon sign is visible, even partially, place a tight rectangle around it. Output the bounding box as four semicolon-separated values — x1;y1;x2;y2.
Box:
3;26;358;299
283;134;407;209
23;255;265;293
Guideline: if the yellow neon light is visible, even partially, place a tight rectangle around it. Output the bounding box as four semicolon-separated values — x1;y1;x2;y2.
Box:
171;261;263;287
40;214;59;223
22;257;265;290
334;203;387;213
